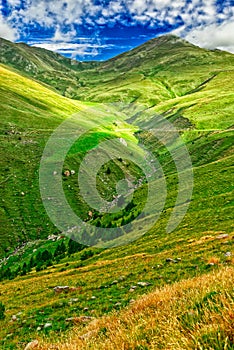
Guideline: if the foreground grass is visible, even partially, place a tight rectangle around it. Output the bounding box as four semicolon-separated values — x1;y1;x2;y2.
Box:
38;266;234;350
1;225;233;349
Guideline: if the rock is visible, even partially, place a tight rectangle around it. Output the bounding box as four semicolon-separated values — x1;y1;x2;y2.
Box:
12;315;17;321
225;252;232;257
36;327;41;331
129;288;135;292
53;171;57;176
66;316;94;323
115;302;121;306
130;285;137;289
119;138;128;147
6;334;13;338
91;296;96;300
48;234;57;241
24;340;39;349
83;307;89;312
129;299;135;303
71;170;76;175
166;258;177;263
21;192;25;196
64;170;70;177
137;282;151;287
53;286;70;293
217;234;229;240
44;323;52;329
70;298;79;302
79;330;96;340
111;280;118;285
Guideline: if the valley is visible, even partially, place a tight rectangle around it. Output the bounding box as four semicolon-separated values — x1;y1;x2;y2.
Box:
0;34;233;349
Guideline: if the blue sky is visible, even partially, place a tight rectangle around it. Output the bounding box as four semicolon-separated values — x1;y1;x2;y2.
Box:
0;0;234;60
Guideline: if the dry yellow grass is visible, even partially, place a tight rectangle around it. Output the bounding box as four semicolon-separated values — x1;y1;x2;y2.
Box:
38;267;234;350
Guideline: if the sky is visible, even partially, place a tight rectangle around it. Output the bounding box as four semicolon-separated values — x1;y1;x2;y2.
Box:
0;0;234;61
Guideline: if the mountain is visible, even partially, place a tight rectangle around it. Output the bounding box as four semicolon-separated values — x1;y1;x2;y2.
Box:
1;35;234;105
0;37;99;98
0;35;233;349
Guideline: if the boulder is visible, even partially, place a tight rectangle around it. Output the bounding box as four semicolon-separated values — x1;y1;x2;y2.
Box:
24;340;39;349
44;322;52;329
217;234;229;240
137;282;151;287
53;286;69;293
66;316;94;323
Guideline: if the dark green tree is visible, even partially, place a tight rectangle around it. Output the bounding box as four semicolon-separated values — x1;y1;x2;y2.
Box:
0;302;5;320
41;249;52;262
68;239;84;255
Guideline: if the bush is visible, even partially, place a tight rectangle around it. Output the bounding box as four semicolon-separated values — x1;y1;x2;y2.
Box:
80;249;94;261
0;302;5;320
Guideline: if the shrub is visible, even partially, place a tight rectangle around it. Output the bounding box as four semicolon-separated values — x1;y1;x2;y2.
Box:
0;302;5;320
80;249;94;261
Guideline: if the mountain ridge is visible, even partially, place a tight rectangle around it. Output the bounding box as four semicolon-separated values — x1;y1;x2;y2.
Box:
1;34;234;103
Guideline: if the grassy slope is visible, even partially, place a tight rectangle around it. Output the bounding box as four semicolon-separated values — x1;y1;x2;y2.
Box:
0;64;85;253
0;64;140;254
0;37;99;98
0;37;233;349
39;267;234;350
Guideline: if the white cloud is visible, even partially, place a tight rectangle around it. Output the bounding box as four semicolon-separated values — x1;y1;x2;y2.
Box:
31;41;115;58
0;14;18;40
53;26;77;42
2;0;234;55
184;19;234;53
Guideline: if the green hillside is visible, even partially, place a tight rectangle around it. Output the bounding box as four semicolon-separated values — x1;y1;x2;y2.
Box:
1;35;234;106
0;35;233;349
0;37;99;98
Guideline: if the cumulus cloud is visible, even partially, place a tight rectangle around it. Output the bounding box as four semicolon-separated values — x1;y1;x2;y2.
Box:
0;14;18;40
2;0;234;55
5;0;226;30
31;41;115;58
184;20;234;53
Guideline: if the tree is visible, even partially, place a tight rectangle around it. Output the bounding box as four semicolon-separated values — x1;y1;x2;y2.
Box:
41;249;52;262
36;262;43;272
0;302;5;320
21;262;28;276
29;256;35;268
54;241;66;260
68;239;84;255
80;249;94;261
